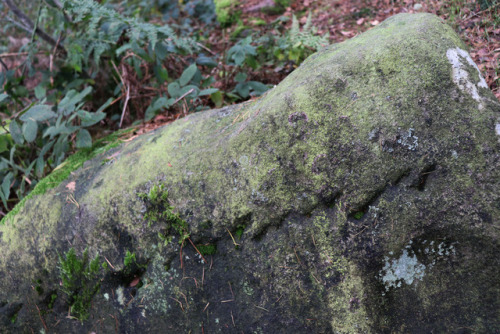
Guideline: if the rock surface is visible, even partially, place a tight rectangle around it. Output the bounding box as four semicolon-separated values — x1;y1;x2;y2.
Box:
1;13;500;333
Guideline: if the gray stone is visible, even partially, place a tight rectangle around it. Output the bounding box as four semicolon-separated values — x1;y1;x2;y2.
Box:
1;13;500;333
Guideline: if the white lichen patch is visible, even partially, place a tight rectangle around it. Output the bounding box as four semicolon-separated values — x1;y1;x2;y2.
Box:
116;286;125;306
380;240;456;293
397;128;419;151
446;47;488;103
380;249;426;291
495;123;500;137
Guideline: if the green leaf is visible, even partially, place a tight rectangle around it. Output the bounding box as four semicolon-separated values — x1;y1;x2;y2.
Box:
210;91;223;108
43;125;79;138
77;110;106;127
179;85;199;98
154;64;168;84
0;134;9;153
248;81;269;96
168;82;181;98
179;64;197;86
23;160;35;179
58;87;92;116
1;172;12;200
76;129;92;148
9;120;24;145
34;85;46;99
36;155;45;177
198;88;219;96
0;189;7;211
144;97;170;121
20;105;56;122
235;82;250;98
115;43;132;56
154;42;169;61
245;55;258;69
232;49;246;66
40;140;54;156
22;119;38;143
235;72;247;83
0;93;9;103
96;98;113;114
196;56;217;68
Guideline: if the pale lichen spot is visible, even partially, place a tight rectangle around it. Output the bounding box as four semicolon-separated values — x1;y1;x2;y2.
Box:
239;155;249;165
116;286;125;306
446;47;488;105
380;249;426;291
495;123;500;137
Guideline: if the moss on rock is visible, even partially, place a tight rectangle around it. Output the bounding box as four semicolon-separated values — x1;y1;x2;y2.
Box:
1;13;500;332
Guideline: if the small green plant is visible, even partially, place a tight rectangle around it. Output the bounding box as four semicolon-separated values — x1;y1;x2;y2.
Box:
145;63;219;120
284;12;329;63
48;293;58;310
124;250;136;267
139;184;190;244
196;243;217;256
234;224;245;239
224;36;270;100
34;279;44;295
214;0;241;27
353;212;364;220
0;87;108;213
58;248;101;321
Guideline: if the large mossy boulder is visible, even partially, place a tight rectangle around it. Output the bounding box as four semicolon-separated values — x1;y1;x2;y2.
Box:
1;13;500;333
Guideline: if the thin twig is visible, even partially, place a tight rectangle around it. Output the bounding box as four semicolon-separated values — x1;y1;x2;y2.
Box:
254;304;269;312
169;297;184;312
188;238;207;264
196;42;216;55
172;88;195;106
0;52;30;58
293;247;302;266
35;304;48;332
119;84;130;129
111;61;131;129
202;266;205;286
0;58;8;71
5;16;32;34
30;0;43;44
103;256;115;270
226;228;240;247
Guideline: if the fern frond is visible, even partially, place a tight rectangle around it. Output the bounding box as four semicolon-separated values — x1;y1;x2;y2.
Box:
60;0;198;67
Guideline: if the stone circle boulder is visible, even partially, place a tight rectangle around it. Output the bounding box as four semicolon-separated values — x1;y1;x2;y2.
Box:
1;13;500;333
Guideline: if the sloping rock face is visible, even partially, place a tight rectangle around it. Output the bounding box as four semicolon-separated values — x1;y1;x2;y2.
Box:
1;13;500;333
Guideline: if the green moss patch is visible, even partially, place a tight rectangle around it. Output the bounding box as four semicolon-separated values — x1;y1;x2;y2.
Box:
0;128;134;224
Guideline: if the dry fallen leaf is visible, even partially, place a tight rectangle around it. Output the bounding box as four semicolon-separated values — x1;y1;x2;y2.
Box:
370;20;380;26
66;181;76;192
129;276;140;287
356;18;365;25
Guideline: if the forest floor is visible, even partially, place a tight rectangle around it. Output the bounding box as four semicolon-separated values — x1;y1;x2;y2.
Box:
237;0;500;98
